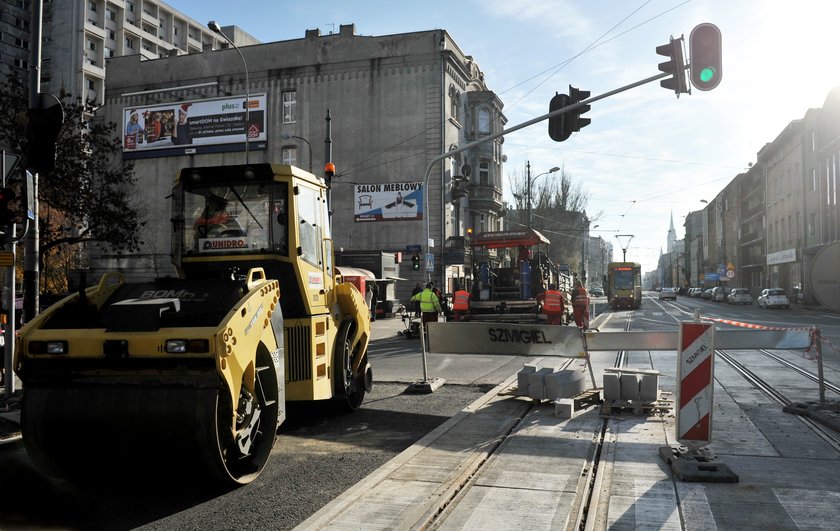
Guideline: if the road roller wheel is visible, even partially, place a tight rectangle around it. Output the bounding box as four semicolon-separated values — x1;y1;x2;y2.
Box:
334;320;366;411
210;346;280;485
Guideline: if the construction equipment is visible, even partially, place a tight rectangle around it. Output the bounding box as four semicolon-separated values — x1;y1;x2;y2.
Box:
468;229;573;323
14;163;372;485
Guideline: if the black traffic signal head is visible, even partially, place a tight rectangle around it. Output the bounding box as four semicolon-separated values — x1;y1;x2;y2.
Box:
689;23;722;91
0;187;17;225
412;253;420;271
26;93;64;174
548;92;572;142
568;85;591;132
656;36;688;95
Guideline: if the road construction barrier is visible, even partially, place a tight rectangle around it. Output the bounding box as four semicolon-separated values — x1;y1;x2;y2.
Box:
677;321;715;447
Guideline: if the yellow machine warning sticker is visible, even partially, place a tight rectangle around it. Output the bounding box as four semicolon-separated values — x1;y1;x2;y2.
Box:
308;271;324;290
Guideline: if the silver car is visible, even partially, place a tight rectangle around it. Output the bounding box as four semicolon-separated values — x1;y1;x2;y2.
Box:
727;288;752;305
758;288;790;309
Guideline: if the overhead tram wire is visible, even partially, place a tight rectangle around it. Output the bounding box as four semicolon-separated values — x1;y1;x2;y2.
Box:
336;0;694;179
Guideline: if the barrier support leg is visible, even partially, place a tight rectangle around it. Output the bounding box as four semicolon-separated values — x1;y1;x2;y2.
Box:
407;320;446;394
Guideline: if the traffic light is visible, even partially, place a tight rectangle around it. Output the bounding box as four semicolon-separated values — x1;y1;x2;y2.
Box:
689;23;722;91
412;253;420;271
568;85;591;132
656;36;688;95
26;92;64;174
0;187;17;225
548;92;571;142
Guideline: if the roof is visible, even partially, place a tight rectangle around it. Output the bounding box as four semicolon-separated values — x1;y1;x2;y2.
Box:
470;228;550;249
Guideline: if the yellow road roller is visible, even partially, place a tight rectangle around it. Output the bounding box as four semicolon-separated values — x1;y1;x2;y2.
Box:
15;163;372;485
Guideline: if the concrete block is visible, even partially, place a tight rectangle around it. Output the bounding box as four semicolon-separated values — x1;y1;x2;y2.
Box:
528;367;556;400
603;373;621;401
639;372;660;401
516;362;541;396
554;398;574;418
544;370;586;400
620;373;640;401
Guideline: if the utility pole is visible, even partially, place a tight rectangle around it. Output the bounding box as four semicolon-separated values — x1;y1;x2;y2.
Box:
24;0;44;325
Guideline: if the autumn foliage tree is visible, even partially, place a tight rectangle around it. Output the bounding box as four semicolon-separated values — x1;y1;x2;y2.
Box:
0;73;143;293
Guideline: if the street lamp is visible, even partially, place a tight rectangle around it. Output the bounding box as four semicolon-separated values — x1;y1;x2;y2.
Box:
526;162;560;228
208;21;250;164
281;134;312;173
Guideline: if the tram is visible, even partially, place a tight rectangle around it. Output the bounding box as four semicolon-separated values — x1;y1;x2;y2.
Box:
606;262;642;310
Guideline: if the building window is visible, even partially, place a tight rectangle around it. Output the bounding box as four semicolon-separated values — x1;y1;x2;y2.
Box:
127;1;134;13
126;37;134;49
812;168;817;191
14;38;30;50
811;130;816;152
449;85;459;121
281;146;297;166
88;41;97;51
282;90;296;123
16;17;30;30
89;1;97;11
107;8;116;21
14;58;29;69
808;212;816;237
478;160;489;185
478;108;490;134
108;30;116;40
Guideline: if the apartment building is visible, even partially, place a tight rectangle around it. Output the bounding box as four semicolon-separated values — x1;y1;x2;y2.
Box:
1;0;254;105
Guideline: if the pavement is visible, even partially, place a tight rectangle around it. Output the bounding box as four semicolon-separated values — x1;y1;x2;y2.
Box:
296;316;840;530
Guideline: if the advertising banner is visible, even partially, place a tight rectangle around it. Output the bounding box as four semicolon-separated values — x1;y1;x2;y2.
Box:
354;182;423;221
122;94;267;154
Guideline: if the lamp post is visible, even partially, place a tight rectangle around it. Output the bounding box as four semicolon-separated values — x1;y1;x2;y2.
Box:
526;162;560;229
282;134;312;173
581;223;598;286
208;21;250;164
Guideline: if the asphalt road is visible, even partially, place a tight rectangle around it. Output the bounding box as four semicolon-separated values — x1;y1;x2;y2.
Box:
0;317;512;530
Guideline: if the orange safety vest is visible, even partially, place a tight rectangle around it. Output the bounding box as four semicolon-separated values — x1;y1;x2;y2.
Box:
453;290;470;311
573;287;590;307
542;290;563;312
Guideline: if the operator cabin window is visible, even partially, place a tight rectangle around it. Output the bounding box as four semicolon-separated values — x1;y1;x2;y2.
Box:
282;90;296;124
296;185;323;268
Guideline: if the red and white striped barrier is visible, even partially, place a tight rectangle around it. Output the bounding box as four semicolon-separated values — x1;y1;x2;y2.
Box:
676;321;715;447
704;316;814;332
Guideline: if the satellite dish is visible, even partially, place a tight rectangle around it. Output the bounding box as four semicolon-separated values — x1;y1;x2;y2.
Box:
461;164;472;177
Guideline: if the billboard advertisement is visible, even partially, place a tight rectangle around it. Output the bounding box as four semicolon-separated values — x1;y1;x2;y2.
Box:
354;182;423;221
122;94;267;156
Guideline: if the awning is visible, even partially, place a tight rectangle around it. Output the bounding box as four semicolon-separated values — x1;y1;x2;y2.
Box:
336;266;376;279
470;228;550;249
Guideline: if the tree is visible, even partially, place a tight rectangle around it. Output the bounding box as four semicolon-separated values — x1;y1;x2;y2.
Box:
507;165;600;274
0;73;144;293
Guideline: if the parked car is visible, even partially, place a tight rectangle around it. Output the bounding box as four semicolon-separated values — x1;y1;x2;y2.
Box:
727;288;752;305
711;287;729;302
590;287;604;297
659;287;677;300
701;288;714;300
689;287;702;297
758;288;790;309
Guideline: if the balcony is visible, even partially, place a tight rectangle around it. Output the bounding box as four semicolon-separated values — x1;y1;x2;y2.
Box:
468;184;503;212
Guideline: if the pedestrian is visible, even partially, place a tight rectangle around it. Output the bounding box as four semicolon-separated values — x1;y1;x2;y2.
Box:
537;283;565;325
572;279;590;329
452;282;471;321
364;280;374;320
410;282;442;336
411;282;423;317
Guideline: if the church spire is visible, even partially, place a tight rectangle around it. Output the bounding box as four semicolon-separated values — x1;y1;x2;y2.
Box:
667;211;677;253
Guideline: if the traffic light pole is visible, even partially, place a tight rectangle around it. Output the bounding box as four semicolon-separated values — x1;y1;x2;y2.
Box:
416;69;675;390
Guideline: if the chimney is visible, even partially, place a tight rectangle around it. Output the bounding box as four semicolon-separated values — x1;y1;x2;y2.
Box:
339;24;355;37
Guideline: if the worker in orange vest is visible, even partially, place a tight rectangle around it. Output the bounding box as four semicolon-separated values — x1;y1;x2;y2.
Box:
452;282;471;321
537;284;565;325
572;279;590;329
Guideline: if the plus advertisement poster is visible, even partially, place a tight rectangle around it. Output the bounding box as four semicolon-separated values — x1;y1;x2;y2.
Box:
354;182;423;221
122;94;267;156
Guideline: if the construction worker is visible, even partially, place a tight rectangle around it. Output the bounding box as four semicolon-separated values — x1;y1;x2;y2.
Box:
572;279;590;329
452;282;471;321
411;282;442;330
537;283;565;325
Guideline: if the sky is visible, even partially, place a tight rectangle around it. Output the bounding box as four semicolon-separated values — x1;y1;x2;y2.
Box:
169;0;840;274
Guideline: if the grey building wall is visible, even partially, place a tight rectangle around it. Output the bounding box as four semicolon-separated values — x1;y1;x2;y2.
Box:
98;24;504;303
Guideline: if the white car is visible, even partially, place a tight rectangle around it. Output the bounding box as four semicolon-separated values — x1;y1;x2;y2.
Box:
658;287;677;300
727;288;752;305
758;288;790;309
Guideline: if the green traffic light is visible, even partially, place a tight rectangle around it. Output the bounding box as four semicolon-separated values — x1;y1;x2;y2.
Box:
700;66;716;83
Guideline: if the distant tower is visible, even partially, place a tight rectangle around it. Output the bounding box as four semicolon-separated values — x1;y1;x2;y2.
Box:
667;211;677;253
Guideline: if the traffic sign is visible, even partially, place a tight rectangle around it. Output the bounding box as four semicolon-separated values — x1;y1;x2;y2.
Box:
425;252;434;272
726;270;735;279
3;152;21;182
